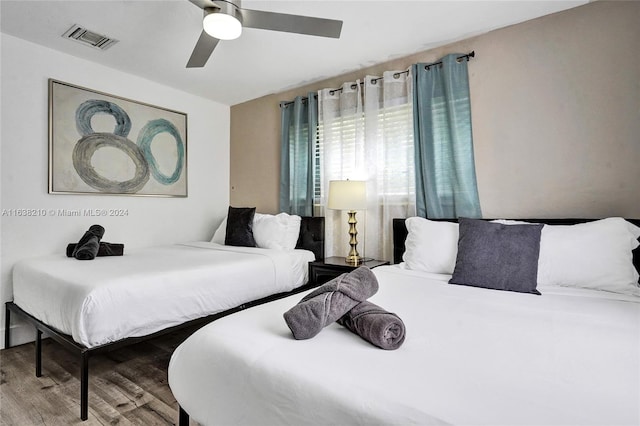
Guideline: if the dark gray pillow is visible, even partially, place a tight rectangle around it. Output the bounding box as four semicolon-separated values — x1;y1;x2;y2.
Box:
225;206;256;247
449;218;543;295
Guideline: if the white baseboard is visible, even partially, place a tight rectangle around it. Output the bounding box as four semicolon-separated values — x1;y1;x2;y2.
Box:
1;323;36;350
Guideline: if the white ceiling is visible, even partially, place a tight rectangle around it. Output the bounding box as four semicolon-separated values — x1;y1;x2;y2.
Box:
0;0;588;106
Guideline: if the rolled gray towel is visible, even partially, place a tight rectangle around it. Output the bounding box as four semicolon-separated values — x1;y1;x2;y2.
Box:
72;225;105;260
284;266;379;340
66;242;124;257
338;301;406;350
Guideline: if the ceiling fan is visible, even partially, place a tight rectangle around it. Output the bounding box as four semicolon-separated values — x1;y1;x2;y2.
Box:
186;0;343;68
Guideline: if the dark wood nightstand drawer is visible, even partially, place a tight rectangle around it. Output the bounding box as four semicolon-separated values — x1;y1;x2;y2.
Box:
309;256;389;285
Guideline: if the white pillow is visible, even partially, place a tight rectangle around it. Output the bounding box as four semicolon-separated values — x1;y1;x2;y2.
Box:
626;220;640;241
211;217;227;244
211;213;302;250
402;217;459;274
537;217;640;296
253;213;301;250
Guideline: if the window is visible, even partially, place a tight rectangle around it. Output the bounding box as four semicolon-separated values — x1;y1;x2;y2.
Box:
315;74;416;261
314;102;414;205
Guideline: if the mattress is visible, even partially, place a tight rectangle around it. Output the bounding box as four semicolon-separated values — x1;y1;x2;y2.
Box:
13;242;315;348
169;264;640;426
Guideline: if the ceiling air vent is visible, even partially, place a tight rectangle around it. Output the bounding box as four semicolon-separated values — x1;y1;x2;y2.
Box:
62;25;118;51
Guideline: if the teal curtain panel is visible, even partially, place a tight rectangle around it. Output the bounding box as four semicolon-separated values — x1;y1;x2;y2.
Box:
279;94;317;216
412;54;481;218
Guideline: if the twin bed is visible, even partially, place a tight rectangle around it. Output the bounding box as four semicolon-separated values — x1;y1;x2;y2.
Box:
169;217;640;426
4;215;324;420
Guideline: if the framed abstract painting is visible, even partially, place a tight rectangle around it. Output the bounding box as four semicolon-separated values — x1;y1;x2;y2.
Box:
48;79;188;196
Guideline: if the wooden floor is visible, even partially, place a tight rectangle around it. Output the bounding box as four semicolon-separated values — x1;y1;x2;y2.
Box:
0;326;200;425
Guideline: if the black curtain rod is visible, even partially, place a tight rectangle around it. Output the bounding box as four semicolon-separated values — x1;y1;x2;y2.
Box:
332;51;475;94
280;94;318;108
280;51;475;107
425;50;475;69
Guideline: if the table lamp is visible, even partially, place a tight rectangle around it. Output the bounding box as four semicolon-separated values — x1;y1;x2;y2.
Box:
327;180;367;265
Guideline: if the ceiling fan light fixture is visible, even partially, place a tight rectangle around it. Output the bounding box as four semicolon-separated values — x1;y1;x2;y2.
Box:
203;9;242;40
187;0;342;68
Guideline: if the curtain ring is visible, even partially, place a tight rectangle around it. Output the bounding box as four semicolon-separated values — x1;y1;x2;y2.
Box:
350;83;357;90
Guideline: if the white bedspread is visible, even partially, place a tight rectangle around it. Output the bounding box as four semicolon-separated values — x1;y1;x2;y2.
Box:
13;243;314;348
169;264;640;426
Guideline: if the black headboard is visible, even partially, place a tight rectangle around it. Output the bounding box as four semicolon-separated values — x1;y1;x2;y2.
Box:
393;218;640;277
296;216;325;261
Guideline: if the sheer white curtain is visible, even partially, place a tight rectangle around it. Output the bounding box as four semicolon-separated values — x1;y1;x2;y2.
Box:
317;71;416;261
317;81;364;259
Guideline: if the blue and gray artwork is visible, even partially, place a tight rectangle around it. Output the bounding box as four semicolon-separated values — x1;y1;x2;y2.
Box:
72;99;185;193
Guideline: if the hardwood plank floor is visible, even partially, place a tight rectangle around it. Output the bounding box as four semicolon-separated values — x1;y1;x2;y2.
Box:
0;326;201;425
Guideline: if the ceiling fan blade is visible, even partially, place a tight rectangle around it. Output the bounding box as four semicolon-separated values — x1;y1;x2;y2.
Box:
186;30;220;68
187;0;215;9
241;9;342;39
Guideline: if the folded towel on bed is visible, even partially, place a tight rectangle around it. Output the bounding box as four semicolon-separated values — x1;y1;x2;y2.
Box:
71;225;105;260
284;266;379;340
66;242;124;258
337;301;406;350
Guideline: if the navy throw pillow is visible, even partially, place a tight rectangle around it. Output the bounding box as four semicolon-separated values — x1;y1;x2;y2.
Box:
225;206;257;247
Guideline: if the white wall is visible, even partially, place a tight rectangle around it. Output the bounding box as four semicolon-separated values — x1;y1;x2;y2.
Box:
0;34;230;347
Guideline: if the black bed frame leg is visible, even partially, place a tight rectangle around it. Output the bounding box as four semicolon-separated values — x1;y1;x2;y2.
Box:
179;405;189;426
4;304;10;349
35;329;43;377
80;351;89;420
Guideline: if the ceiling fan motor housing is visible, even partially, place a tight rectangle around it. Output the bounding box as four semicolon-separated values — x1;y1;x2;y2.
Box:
206;0;243;24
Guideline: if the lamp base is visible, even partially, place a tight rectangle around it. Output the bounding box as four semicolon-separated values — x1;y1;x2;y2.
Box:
344;255;363;266
345;210;363;266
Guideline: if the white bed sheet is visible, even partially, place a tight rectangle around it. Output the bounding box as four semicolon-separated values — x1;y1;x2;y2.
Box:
169;264;640;426
13;243;314;348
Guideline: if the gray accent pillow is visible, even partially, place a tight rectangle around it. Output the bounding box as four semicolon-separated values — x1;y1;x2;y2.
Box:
225;206;256;247
449;218;543;295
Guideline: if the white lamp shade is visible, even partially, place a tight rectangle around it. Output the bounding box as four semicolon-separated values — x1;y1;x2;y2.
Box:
327;180;367;210
203;12;242;40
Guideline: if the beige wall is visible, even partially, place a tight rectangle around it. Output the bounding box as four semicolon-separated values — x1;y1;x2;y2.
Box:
230;1;640;218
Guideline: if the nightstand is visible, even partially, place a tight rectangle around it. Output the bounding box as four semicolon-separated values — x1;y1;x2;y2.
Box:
309;256;390;285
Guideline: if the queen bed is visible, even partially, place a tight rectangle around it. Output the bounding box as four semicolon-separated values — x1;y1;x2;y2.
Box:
4;214;324;421
168;217;640;426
